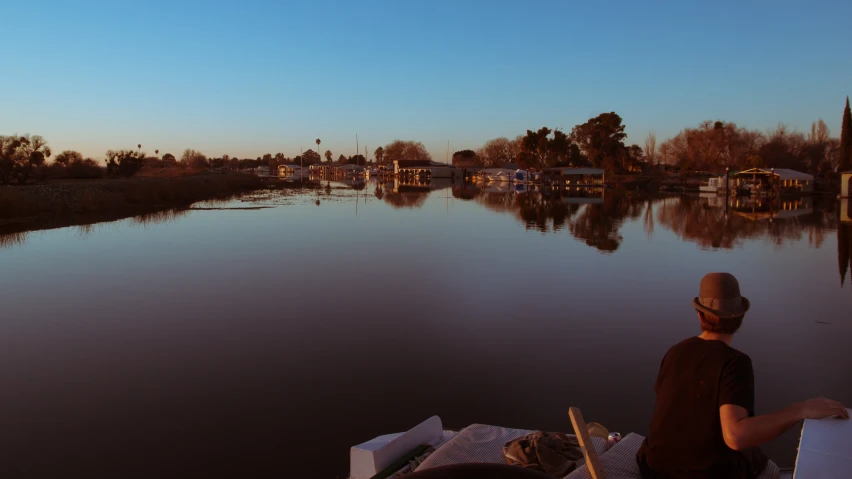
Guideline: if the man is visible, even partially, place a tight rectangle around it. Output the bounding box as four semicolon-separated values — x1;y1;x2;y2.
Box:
637;272;848;479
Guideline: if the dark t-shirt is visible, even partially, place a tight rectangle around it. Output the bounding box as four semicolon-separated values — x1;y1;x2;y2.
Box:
636;336;755;479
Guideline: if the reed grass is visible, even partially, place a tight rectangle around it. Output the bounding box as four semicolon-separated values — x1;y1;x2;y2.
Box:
0;173;263;220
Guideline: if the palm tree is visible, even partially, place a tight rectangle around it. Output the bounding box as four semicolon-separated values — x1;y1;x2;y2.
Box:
316;138;321;155
375;146;384;166
155;149;159;156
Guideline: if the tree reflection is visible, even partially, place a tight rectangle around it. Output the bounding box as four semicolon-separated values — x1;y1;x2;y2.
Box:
382;185;430;209
567;190;646;252
472;187;839;255
657;195;837;250
452;184;481;201
472;187;651;252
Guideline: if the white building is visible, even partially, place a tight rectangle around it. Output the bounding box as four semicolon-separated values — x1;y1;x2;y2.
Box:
841;171;851;198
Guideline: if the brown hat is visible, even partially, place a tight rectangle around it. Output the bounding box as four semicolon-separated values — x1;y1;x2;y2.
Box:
692;272;750;319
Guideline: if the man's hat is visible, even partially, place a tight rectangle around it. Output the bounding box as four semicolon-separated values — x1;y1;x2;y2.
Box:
692;272;750;319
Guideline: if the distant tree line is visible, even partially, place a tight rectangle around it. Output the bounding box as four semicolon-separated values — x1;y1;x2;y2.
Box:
451;100;852;176
450;113;645;173
657;119;844;175
3;98;850;185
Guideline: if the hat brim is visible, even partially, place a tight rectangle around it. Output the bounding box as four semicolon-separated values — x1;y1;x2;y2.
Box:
692;296;750;319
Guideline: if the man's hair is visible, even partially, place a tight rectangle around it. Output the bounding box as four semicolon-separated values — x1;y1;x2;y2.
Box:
698;311;744;334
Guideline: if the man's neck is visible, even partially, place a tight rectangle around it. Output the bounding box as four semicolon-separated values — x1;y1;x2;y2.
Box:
698;331;734;346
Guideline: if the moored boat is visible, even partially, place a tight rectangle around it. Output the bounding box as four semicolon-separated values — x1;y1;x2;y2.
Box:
345;407;822;478
480;168;515;183
513;169;532;183
699;176;728;194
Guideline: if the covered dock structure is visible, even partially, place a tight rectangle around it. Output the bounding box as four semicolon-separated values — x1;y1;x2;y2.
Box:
732;168;814;195
542;167;605;187
394;160;459;179
311;163;365;178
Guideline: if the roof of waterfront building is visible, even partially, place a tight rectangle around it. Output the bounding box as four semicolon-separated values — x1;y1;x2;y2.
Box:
396;160;455;168
544;167;606;175
734;168;814;181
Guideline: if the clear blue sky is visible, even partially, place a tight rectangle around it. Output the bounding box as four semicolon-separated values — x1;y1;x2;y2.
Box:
1;0;850;161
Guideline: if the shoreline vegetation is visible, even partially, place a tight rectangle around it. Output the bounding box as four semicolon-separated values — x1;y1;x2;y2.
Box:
0;173;264;234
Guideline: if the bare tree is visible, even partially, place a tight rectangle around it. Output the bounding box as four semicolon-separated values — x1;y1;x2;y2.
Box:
3;134;53;184
644;130;657;166
382;140;431;162
478;137;520;167
808;119;830;144
54;150;84;166
180;149;209;169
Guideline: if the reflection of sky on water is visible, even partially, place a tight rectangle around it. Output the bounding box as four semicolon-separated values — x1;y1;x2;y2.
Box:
0;181;849;477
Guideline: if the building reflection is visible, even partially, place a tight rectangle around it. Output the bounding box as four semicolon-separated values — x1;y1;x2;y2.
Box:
378;177;455;209
658;194;835;250
839;223;850;288
839;199;852;288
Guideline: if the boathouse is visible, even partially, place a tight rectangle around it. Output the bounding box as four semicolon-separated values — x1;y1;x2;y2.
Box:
278;164;301;177
394;160;459;179
543;167;605;186
343;164;365;175
841;171;851;198
732;168;814;194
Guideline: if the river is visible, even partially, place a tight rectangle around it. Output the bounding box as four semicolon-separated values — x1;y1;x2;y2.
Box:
2;178;850;478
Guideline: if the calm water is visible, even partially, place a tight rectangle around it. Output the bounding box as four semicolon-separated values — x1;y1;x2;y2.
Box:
2;179;851;478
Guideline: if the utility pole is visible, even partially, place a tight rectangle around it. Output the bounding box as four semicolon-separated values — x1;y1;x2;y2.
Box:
356;134;359;166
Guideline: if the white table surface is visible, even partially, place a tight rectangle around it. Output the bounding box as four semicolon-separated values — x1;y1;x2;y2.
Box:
794;409;852;479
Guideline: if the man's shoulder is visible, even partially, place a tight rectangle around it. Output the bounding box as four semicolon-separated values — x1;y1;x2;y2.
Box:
667;336;750;361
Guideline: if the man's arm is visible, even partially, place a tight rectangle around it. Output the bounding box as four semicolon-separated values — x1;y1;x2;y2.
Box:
720;398;849;451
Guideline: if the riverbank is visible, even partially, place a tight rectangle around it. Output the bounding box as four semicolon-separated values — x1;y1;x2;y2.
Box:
0;173;264;232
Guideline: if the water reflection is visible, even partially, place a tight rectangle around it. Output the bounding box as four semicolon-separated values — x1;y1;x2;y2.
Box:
0;230;27;248
456;185;648;252
377;177;454;209
131;208;190;226
658;195;836;250
1;179;845;261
